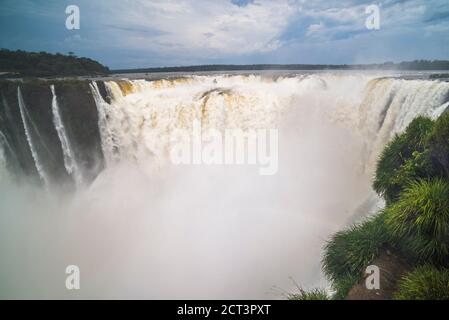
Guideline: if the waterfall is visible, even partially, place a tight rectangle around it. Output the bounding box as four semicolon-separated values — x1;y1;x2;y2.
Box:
3;74;449;299
356;78;449;169
1;93;12;121
100;75;298;170
3;75;449;185
17;86;50;186
89;81;117;166
50;85;83;187
432;101;449;118
0;130;18;164
97;74;449;173
0;131;8;179
0;130;20;179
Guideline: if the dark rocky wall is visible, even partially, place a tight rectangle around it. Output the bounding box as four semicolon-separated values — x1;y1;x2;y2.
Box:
0;81;38;180
96;81;110;103
54;81;105;183
0;79;105;187
20;81;71;185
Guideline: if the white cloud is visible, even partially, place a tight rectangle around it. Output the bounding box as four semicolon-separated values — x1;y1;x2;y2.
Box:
5;0;447;67
306;21;325;36
100;0;295;57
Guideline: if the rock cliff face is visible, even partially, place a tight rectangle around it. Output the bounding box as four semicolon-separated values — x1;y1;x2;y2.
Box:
0;79;106;188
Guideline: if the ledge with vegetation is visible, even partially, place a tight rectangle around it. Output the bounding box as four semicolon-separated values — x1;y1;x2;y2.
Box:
292;108;449;300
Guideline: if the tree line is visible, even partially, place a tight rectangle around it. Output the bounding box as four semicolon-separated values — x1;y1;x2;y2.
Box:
0;49;110;77
113;60;449;74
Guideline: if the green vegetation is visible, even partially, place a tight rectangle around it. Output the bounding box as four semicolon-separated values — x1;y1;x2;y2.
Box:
330;275;361;300
386;179;449;264
373;116;435;204
288;288;329;300
394;265;449;300
321;213;390;299
317;109;449;300
0;49;109;77
322;213;389;283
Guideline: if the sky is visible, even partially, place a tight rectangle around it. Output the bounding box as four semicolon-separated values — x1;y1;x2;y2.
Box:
0;0;448;69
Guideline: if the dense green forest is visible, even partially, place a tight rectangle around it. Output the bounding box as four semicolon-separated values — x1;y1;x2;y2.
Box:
0;49;110;77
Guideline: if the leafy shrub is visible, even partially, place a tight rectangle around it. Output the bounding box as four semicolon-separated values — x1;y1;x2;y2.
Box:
386;178;449;265
374;116;435;204
322;212;390;284
394;265;449;300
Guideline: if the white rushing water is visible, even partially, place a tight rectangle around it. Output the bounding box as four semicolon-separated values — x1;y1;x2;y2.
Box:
98;74;364;171
17;86;50;187
96;74;449;174
1;73;448;299
357;78;449;170
0;130;17;180
50;85;84;188
89;81;119;166
0;132;7;180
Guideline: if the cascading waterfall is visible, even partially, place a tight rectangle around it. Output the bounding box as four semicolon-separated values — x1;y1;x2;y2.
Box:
89;81;118;166
96;74;355;171
0;129;19;179
17;86;50;186
1;75;448;186
1;73;449;299
101;76;290;171
357;78;449;170
0;130;17;164
92;74;449;174
432;101;449;118
50;85;83;187
0;131;8;179
0;95;15;180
